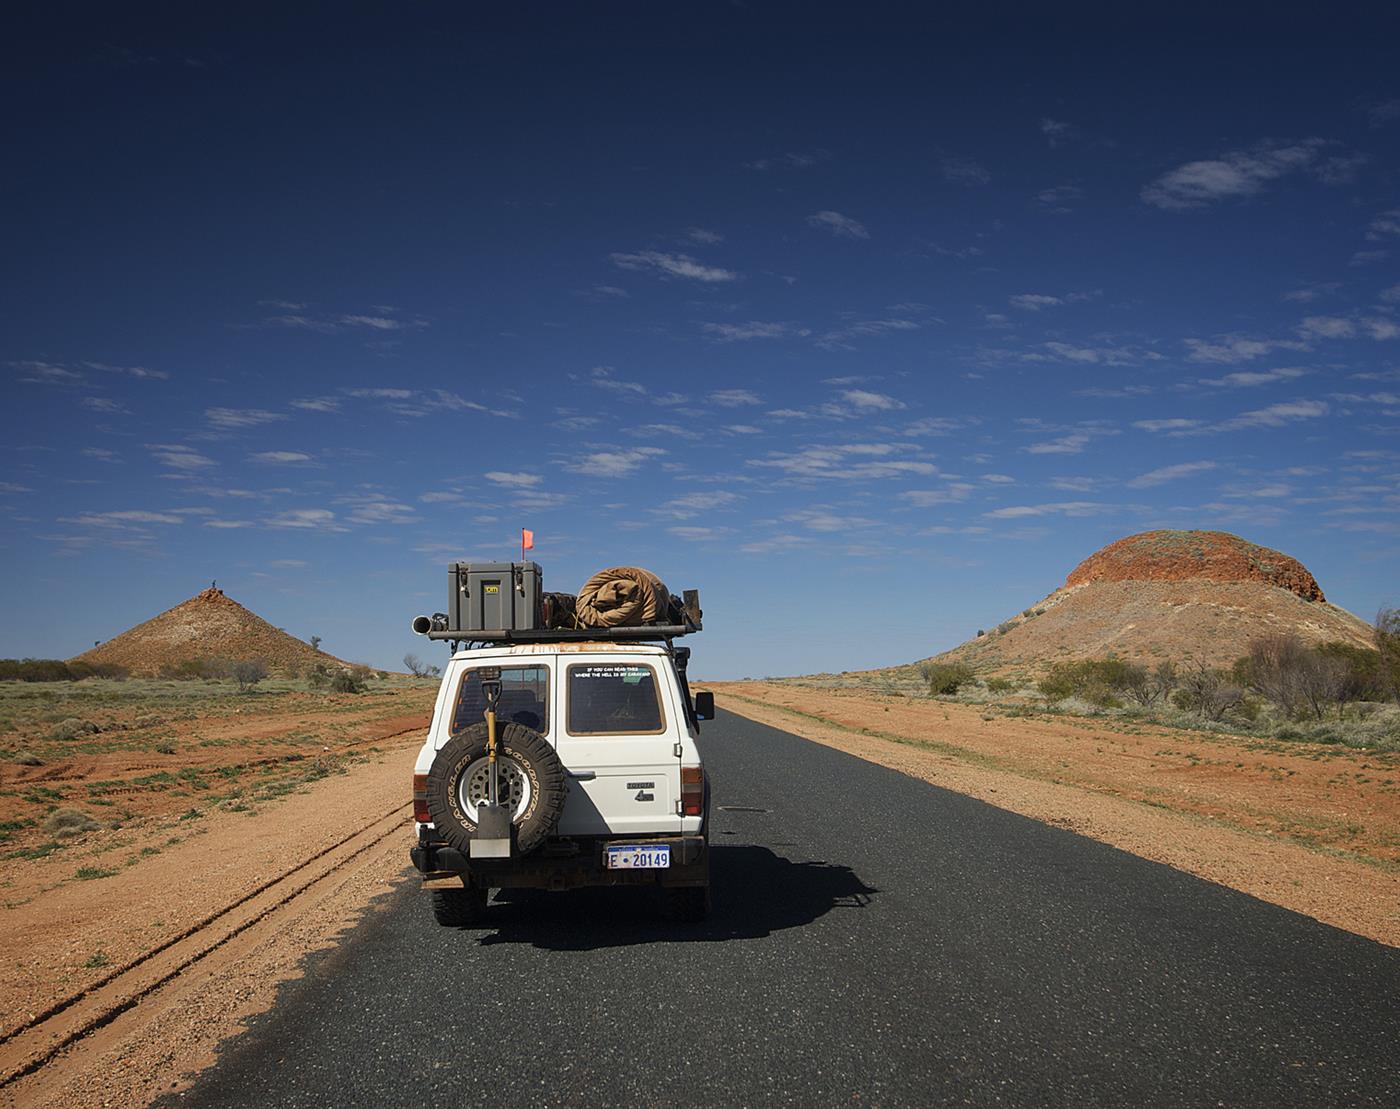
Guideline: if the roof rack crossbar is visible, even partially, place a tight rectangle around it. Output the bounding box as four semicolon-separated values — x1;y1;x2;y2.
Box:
426;622;699;645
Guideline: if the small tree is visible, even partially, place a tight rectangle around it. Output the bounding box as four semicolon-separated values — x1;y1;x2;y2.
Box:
403;653;430;678
230;660;268;691
921;661;973;696
330;668;364;694
1173;660;1243;721
1377;607;1400;704
309;635;322;652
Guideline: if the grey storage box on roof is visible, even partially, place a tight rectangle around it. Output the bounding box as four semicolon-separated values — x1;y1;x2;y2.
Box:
448;561;542;633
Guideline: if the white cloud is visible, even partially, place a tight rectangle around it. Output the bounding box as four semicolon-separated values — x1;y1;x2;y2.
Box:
814;318;920;349
1126;461;1218;488
654;491;740;519
807;211;869;240
840;389;904;411
1366;208;1400;241
744;150;831;171
81;447;121;463
1297;316;1357;339
1378;284;1400;304
1183;335;1308;363
1009;294;1064;311
901;485;974;507
1141;139;1327;209
290;396;341;413
566;447;666;477
667;525;733;541
903;417;965;436
1351;249;1389;266
249;451;312;464
984;502;1110;519
1216;399;1330;431
148;443;215;470
709;389;762;407
750;442;935;480
609;250;737;282
484;471;542;488
1034;185;1084;213
12;361;84;385
268;508;341;530
61;510;185;527
82;397;129;414
1024;433;1091;455
1133;419;1203;432
83;361;170;380
1040;118;1076;147
686;227;724;244
1363;317;1400;340
1197;368;1307;388
702;321;807;342
206;407;289;429
941;155;991;186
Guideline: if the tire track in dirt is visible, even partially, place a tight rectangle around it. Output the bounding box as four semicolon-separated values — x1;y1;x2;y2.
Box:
0;802;411;1091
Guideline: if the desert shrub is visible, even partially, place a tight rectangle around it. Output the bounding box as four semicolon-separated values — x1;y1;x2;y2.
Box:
985;677;1016;694
50;717;99;740
1173;660;1244;721
1237;635;1378;720
1038;659;1141;707
230;659;268;691
12;751;43;766
995;622;1014;635
154;741;177;755
924;663;974;696
403;653;431;678
330;669;364;694
1120;661;1177;708
44;808;102;838
1377;608;1400;703
304;663;330;690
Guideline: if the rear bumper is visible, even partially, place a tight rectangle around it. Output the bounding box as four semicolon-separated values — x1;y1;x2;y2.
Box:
411;834;708;890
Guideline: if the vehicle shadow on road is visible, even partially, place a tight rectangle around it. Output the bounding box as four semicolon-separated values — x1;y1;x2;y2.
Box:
470;844;877;950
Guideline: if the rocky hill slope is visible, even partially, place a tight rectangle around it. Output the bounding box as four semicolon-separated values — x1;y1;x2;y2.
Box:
926;530;1374;677
71;588;348;677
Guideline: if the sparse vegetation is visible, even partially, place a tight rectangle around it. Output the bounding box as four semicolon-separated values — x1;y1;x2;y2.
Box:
73;866;118;881
0;659;128;682
43;808;102;838
921;662;975;696
229;659;268;691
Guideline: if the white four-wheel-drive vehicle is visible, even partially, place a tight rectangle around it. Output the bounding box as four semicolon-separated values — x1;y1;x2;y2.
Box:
409;639;715;926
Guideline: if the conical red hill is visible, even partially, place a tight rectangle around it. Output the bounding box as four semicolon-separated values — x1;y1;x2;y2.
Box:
71;587;347;677
1065;530;1324;601
914;530;1371;677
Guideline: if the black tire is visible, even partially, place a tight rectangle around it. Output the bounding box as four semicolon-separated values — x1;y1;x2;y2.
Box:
666;884;711;923
431;885;488;927
425;721;566;856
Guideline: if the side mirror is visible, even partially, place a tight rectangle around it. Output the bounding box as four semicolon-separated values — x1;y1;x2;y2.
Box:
694;691;715;721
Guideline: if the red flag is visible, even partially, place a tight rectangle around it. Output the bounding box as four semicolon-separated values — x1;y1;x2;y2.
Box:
521;528;535;553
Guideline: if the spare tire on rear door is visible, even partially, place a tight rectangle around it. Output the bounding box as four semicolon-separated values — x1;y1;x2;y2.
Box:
425;721;566;856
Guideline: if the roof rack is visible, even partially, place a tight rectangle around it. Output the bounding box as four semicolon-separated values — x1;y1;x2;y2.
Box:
423;622;699;645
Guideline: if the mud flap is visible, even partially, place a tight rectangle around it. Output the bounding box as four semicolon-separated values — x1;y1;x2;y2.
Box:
471;801;513;858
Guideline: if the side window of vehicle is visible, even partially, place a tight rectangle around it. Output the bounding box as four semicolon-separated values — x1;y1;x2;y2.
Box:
567;664;665;735
451;665;550;734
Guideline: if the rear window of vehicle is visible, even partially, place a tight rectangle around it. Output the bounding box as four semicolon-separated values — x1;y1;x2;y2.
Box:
451;665;549;734
567;664;665;735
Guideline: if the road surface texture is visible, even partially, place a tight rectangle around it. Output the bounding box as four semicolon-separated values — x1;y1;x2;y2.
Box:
172;710;1400;1106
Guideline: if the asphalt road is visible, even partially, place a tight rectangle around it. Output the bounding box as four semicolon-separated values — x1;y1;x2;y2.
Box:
173;710;1400;1107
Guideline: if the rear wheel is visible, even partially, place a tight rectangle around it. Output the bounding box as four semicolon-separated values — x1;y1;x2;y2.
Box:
431;885;488;927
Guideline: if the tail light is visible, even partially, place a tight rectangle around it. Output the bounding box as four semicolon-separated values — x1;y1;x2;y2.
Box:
412;774;431;823
680;766;704;817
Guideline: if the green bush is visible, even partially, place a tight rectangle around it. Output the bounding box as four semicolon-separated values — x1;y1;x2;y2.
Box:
50;717;99;740
0;659;127;682
924;663;974;696
330;669;364;694
985;677;1016;694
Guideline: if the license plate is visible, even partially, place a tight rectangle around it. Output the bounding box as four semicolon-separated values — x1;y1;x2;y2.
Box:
605;844;671;869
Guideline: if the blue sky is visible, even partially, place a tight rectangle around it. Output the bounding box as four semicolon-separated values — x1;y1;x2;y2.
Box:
3;6;1400;679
